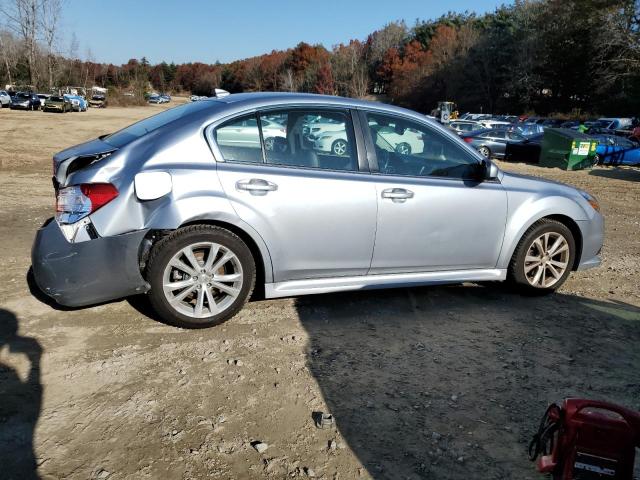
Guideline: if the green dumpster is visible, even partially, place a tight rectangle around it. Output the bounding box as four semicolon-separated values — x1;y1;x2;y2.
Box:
539;128;597;170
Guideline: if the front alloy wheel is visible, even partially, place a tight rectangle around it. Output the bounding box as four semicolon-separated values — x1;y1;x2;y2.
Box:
508;219;575;294
523;232;570;288
478;146;490;158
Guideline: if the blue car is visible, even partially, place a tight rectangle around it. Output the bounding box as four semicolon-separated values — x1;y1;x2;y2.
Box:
592;135;640;166
64;94;88;112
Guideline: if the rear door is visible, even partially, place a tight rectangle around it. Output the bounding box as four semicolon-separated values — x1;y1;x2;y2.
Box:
211;108;377;282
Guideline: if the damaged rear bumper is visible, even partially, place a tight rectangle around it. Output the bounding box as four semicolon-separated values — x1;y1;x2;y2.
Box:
31;218;150;307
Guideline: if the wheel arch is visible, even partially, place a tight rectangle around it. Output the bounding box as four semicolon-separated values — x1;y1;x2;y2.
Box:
499;204;586;272
543;214;583;271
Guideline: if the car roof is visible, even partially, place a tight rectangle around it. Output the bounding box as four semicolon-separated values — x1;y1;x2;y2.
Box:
208;92;424;118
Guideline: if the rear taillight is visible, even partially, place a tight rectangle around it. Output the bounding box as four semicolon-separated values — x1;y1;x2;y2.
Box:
463;137;474;143
56;183;118;224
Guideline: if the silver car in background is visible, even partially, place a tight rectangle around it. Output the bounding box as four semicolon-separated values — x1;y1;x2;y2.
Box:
32;93;604;328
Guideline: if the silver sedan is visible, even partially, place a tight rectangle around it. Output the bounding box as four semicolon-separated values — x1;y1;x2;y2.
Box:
32;93;604;328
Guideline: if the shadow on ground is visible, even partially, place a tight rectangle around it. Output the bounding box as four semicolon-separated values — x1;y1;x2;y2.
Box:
589;167;640;182
0;308;42;480
297;284;640;479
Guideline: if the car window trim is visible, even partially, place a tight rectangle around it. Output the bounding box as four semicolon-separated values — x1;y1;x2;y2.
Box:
356;108;487;182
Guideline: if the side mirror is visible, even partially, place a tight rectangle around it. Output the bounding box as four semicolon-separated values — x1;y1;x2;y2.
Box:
479;159;499;180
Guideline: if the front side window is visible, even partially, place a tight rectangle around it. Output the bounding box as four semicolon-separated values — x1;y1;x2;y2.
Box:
365;112;480;179
261;109;358;171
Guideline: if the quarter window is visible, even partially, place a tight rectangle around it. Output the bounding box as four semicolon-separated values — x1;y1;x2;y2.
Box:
365;112;480;179
214;113;263;163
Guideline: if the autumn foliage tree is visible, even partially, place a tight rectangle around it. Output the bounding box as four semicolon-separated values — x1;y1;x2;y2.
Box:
2;0;639;115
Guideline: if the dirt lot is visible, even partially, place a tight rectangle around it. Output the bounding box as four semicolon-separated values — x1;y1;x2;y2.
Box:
1;104;639;480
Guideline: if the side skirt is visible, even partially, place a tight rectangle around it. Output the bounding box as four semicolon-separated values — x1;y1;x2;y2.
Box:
264;269;507;299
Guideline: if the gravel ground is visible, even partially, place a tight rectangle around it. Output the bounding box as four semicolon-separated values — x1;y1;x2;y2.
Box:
1;104;639;479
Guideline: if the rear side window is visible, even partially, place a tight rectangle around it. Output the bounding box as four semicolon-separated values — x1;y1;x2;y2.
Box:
212;109;359;172
262;109;357;171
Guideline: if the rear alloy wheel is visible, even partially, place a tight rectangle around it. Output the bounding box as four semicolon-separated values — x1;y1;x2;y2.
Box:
508;219;575;294
478;146;491;158
331;139;348;156
147;225;255;328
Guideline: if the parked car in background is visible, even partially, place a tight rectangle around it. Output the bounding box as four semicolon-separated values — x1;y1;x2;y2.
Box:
65;94;88;112
540;118;564;128
592;134;640;165
448;120;484;135
0;90;11;107
597;118;633;131
560;120;580;129
31;92;603;329
10;92;41;110
517;123;545;136
148;95;163;104
215;116;286;153
89;93;107;108
37;93;51;108
478;119;512;129
504;133;544;163
43;95;72;113
462;128;526;158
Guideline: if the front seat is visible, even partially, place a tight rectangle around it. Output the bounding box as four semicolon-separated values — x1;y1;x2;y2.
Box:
287;115;319;168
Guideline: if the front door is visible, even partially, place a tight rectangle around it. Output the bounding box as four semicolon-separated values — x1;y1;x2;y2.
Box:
361;111;508;274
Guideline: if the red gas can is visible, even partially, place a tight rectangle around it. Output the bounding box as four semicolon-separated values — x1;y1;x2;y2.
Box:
530;398;640;479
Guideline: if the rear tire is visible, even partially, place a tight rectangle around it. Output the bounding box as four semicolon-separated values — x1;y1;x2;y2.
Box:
478;146;491;158
146;225;256;329
507;219;575;294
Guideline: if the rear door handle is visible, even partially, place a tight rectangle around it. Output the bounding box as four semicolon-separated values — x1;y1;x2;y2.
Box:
236;178;278;195
381;188;414;203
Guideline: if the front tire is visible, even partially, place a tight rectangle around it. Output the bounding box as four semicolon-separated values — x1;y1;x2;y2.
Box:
146;225;256;328
508;219;575;294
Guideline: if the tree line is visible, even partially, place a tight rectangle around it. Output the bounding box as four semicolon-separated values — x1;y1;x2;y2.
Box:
1;0;639;115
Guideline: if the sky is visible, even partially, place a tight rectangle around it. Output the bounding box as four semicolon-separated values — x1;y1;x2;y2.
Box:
62;0;509;65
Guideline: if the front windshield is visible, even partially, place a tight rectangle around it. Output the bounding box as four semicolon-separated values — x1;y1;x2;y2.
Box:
103;100;217;148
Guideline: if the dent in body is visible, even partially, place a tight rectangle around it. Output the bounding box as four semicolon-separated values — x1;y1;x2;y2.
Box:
69;129;275;283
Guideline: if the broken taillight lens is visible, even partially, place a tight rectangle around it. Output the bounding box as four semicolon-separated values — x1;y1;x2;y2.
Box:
56;183;118;224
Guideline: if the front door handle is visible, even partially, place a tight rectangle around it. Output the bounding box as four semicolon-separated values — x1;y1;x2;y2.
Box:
236;178;278;195
381;188;414;203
